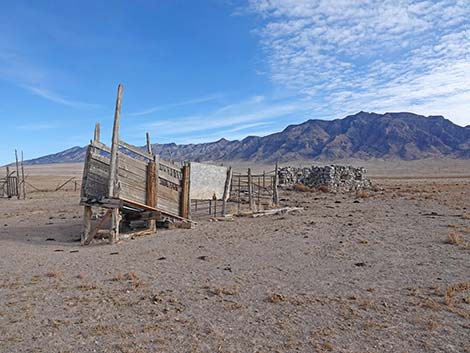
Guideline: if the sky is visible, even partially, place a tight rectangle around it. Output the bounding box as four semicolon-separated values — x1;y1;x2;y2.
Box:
0;0;469;164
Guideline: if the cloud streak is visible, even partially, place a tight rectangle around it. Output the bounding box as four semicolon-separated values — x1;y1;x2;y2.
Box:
129;93;224;116
247;0;470;126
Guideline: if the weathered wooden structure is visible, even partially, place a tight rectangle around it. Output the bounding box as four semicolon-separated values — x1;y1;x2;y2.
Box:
1;150;26;199
230;164;279;214
80;84;191;245
80;84;280;244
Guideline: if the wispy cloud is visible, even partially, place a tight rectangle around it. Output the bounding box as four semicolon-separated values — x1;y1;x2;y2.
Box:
129;93;224;116
22;85;100;108
17;122;61;131
0;51;99;109
140;95;312;138
247;0;470;126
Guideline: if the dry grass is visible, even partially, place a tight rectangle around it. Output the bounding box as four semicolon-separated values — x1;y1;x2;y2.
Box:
45;271;61;278
355;190;370;198
446;232;464;245
268;292;288;303
210;286;239;296
444;282;470;306
293;183;313;192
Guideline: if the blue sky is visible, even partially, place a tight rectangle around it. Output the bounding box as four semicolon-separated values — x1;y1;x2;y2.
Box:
1;0;469;164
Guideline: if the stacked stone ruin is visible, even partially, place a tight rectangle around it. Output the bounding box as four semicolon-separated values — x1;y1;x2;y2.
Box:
278;165;371;192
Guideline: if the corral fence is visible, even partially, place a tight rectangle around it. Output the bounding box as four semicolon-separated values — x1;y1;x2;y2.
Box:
229;167;279;214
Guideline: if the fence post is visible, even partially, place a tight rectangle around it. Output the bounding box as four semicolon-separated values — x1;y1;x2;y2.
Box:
248;168;253;211
108;84;123;244
273;162;279;206
222;167;232;216
180;165;190;219
15;150;20;199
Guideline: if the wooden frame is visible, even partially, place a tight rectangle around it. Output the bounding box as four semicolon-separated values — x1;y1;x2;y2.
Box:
80;84;192;245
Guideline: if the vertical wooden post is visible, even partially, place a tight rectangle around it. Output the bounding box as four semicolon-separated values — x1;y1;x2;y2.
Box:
180;165;190;219
94;122;100;142
146;158;157;233
146;132;152;154
237;175;241;214
108;84;123;244
273;162;279;206
82;206;92;245
15;150;20;199
222;167;232;216
21;151;26;199
248;168;253;211
257;176;261;210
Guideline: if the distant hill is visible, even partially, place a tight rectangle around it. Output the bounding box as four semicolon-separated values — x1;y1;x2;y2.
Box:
22;112;470;165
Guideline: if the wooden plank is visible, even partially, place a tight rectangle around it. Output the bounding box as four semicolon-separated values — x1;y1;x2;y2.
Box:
108;83;123;200
180;165;190;218
248;168;253;211
91;140;111;154
118;139;153;160
158;172;181;186
83;210;111;245
109;208;120;244
81;206;93;245
120;197;194;223
94;122;100;142
146;132;152;154
273;162;279;206
146;160;157;232
15;149;20;199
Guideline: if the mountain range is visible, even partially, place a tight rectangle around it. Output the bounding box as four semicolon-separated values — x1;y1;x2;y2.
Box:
22;112;470;165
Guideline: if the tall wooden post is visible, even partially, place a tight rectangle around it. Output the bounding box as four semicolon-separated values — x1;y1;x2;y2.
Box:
94;122;100;142
146;132;152;154
146;157;157;233
248;168;253;211
273;162;279;206
222;167;232;216
180;164;190;219
81;206;93;245
15;150;20;199
21;151;26;199
108;84;124;244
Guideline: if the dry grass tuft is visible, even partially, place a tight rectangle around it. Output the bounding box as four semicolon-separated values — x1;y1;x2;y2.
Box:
444;282;470;306
356;190;370;199
447;232;464;245
318;185;329;193
293;183;312;192
268;292;288;303
45;271;61;278
210;286;239;296
78;282;98;291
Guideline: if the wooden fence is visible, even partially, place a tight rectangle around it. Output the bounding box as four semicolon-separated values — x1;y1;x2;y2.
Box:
229;167;279;214
79;84;191;245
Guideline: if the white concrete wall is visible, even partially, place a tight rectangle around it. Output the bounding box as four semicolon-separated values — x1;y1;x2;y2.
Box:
189;162;228;200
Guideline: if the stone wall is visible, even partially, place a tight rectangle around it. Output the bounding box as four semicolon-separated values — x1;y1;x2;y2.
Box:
278;165;371;192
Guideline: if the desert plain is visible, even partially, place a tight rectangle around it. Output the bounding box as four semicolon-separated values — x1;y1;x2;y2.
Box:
0;159;469;353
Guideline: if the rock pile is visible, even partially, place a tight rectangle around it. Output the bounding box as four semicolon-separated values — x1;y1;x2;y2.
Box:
278;165;371;192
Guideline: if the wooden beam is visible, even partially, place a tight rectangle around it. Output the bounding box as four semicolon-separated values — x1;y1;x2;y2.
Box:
222;167;232;216
273;162;279;206
108;84;123;199
118;139;153;160
120;197;195;223
180;165;190;219
94;122;100;142
15;149;20;199
146;158;157;232
146;132;152;154
248;168;253;211
83;209;112;245
82;206;93;245
108;84;123;244
20;151;26;199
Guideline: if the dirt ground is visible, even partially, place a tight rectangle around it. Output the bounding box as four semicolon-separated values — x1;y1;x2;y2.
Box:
1;160;469;353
